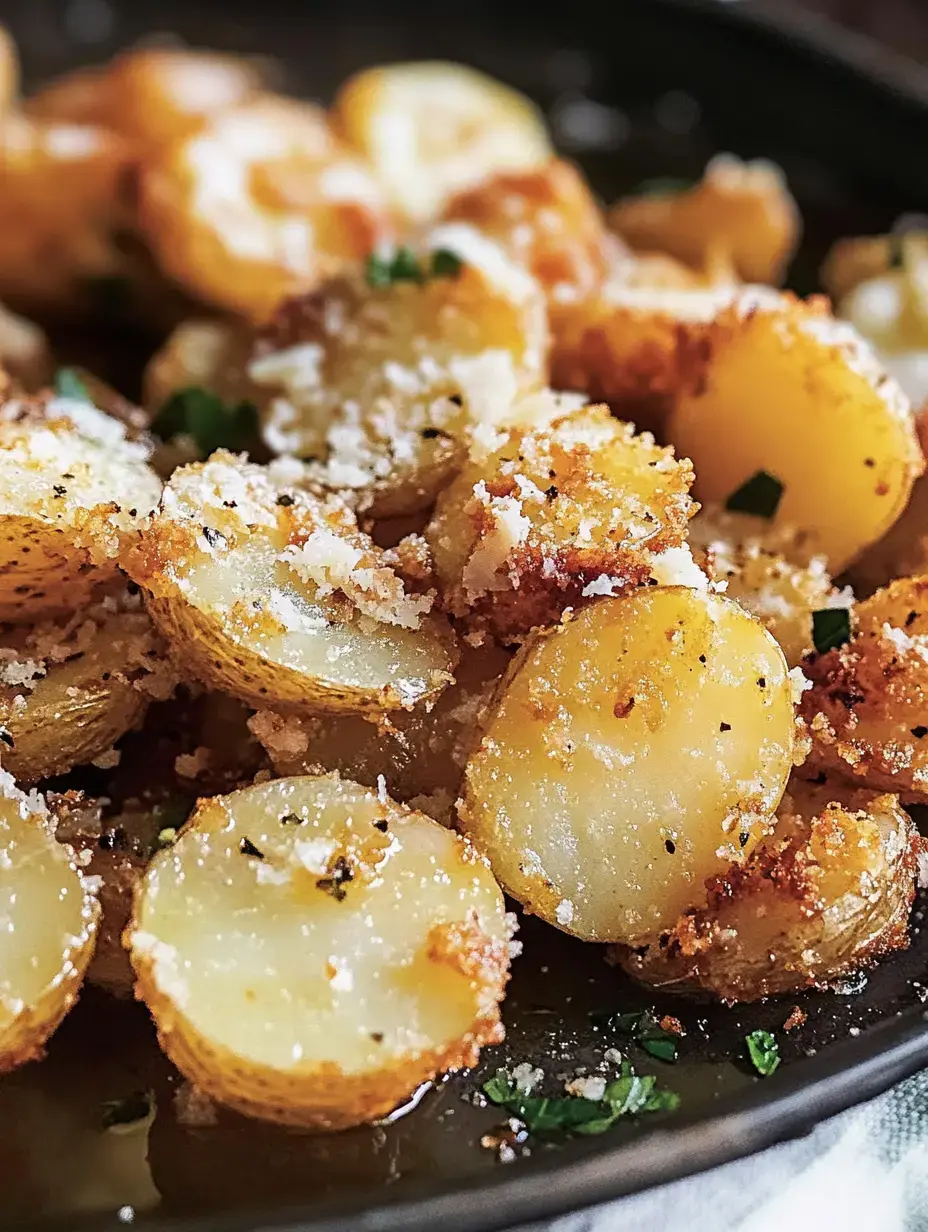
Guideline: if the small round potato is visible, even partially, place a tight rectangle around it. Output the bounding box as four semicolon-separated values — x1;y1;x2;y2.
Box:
0;775;98;1071
608;154;800;285
0;599;173;783
426;404;695;638
668;295;924;571
0;394;161;622
333;61;551;223
128;774;513;1129
140;96;391;320
800;574;928;801
143;316;261;418
690;506;842;666
126;452;458;714
248;226;548;517
460;586;796;944
616;776;920;1001
250;640;513;821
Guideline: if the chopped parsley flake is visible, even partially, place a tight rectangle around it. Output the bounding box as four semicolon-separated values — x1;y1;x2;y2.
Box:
430;248;464;278
632;176;695;197
101;1089;154;1131
54;368;92;403
591;1009;681;1063
152;387;259;457
365;246;466;289
811;608;851;655
724;471;784;519
154;827;177;850
482;1061;678;1137
745;1029;780;1077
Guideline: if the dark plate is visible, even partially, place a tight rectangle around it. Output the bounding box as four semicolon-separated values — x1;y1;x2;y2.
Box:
4;0;928;1229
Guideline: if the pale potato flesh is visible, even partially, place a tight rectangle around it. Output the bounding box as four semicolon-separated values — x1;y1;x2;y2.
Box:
461;587;795;944
130;453;458;714
129;775;511;1128
0;782;98;1071
668;298;924;571
334;61;552;223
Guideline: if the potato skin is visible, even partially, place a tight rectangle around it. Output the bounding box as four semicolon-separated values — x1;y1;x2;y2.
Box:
800;574;928;800
615;777;920;1002
425;405;695;638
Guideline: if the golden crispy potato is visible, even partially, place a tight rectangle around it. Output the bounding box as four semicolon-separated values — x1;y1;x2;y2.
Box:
616;776;920;1001
248;229;547;517
690;506;843;666
128;774;513;1129
0;776;98;1070
0;304;53;392
250;640;512;822
333;61;551;223
0;25;17;115
440;158;619;319
27;47;264;152
126;452;458;714
460;587;796;944
143;316;259;416
609;155;800;285
0;595;174;783
140;96;392;320
800;574;928;801
51;792;176;998
667;295;924;571
0;394;161;622
425;404;695;638
0;112;135;314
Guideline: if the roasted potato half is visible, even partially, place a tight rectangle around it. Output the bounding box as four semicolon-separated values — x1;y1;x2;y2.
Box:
248;226;548;517
333;61;551;223
668;296;924;571
690;506;843;666
0;776;98;1070
250;640;513;822
0;304;53;392
608;154;800;285
127;452;458;714
128;774;513;1129
0;394;161;621
616;776;920;1001
460;586;796;944
426;404;695;638
143;317;261;418
800;574;928;801
0;598;174;783
140;96;391;320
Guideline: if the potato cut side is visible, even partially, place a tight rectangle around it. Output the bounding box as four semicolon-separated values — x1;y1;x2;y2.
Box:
248;227;547;517
616;775;920;1001
461;587;796;944
140;96;392;320
0;597;174;783
250;640;512;823
800;574;928;801
0;394;161;621
127;452;458;714
608;154;800;285
667;296;924;571
426;404;695;638
128;774;513;1129
333;61;551;223
0;777;98;1070
690;505;843;666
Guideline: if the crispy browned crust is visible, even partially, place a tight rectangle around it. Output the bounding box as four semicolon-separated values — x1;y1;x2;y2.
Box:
615;783;920;1002
801;575;928;800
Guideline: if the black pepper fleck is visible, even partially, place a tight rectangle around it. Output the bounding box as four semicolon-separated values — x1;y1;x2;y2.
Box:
239;836;265;859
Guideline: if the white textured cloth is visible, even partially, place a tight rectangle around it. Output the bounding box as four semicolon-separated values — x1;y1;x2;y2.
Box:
524;1072;928;1232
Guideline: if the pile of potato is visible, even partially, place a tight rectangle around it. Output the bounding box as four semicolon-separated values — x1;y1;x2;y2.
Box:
0;32;926;1131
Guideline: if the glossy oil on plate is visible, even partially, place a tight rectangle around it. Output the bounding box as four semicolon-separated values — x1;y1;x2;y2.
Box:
4;1;928;1229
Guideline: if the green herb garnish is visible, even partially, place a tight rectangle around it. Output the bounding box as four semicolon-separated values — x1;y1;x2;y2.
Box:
365;246;465;289
101;1089;154;1131
151;387;259;457
591;1009;680;1062
745;1029;780;1077
811;608;851;655
632;176;694;197
54;368;92;403
154;827;177;850
482;1062;678;1138
430;248;464;278
724;470;784;519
